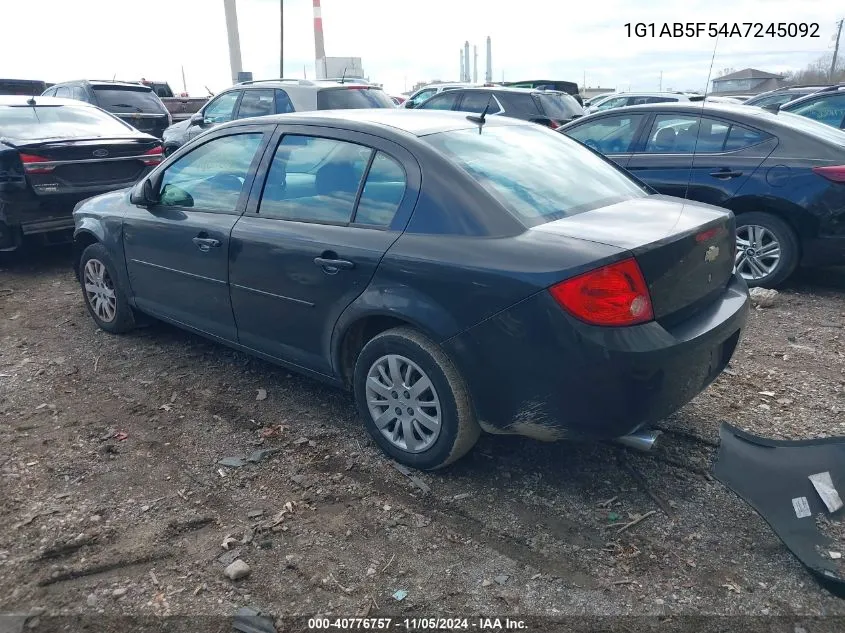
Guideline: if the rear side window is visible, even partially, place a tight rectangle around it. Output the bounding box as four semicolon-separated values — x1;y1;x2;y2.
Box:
504;92;541;114
259;135;371;223
71;87;86;101
55;86;71;98
275;89;295;113
643;115;768;153
424;125;647;225
458;91;497;114
354;152;406;226
317;87;394;109
92;87;164;114
534;93;583;119
237;89;275;119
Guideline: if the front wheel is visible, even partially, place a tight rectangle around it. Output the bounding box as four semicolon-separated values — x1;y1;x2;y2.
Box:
734;212;799;288
79;242;136;334
353;327;480;470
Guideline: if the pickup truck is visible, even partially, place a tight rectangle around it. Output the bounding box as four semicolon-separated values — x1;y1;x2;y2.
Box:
140;80;210;123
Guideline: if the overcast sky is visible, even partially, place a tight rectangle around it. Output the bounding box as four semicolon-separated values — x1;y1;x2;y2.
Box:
4;0;842;96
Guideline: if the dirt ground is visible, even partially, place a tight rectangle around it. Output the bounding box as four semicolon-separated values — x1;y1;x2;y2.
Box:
1;244;845;626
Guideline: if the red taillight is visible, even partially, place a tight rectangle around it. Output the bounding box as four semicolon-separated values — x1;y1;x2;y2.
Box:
547;119;563;129
141;146;164;166
549;257;654;327
19;153;55;174
813;165;845;183
695;226;725;242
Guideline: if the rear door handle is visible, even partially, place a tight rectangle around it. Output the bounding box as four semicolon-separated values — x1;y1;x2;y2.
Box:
314;257;355;272
192;236;221;252
710;169;743;179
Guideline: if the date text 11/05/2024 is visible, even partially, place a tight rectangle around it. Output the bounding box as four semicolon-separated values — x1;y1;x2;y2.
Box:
624;22;820;38
307;617;527;630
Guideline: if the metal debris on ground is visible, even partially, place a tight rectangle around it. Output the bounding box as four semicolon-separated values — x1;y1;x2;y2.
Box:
114;432;129;441
219;456;247;468
494;575;509;585
391;461;432;495
233;605;277;633
246;448;282;464
392;589;408;601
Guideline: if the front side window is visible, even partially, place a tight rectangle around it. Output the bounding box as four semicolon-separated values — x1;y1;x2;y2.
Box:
408;89;436;107
203;91;241;124
258;135;371;223
417;91;460;111
158;133;263;212
424;125;647;226
565;114;646;154
354;152;406;226
786;94;845;128
236;90;275;119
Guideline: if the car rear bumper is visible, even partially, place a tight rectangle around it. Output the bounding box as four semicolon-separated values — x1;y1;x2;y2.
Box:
444;273;749;441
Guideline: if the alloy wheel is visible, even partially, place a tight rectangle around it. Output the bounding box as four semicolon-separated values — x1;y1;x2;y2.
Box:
735;224;781;282
83;259;117;323
365;354;442;453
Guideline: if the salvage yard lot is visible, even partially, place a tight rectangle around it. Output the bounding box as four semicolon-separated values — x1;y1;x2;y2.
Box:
1;246;845;620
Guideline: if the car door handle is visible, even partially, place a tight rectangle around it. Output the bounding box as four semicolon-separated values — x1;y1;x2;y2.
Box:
314;257;355;272
192;236;221;252
710;169;743;179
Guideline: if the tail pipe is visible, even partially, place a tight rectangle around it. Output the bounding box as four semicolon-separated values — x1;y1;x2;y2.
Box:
615;429;661;452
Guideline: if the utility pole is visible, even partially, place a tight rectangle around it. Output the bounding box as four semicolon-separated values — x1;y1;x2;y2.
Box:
279;0;284;77
659;71;663;91
222;0;243;84
831;19;844;82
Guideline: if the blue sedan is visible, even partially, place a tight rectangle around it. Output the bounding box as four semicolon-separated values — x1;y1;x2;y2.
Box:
72;109;747;470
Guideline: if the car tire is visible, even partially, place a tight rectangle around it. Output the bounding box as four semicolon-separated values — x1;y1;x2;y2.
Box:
734;211;799;288
78;242;135;334
353;327;481;470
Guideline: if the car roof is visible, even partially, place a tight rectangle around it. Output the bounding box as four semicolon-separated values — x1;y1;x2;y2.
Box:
232;79;379;91
0;95;95;106
781;85;845;109
223;108;530;137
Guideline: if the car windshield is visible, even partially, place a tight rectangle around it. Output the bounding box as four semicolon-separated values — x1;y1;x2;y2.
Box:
317;87;394;109
0;104;133;140
423;124;648;226
92;86;165;114
535;92;583;119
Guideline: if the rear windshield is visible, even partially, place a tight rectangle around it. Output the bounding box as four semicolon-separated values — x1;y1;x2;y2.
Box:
534;92;583;119
423;124;648;226
92;86;165;114
0;80;47;96
317;87;394;110
0;104;134;140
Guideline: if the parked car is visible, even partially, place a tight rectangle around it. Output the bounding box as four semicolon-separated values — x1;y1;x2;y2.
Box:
559;102;845;287
403;83;476;109
583;93;614;108
161;79;394;155
779;85;845;130
743;85;831;109
0;79;47;96
72;109;747;469
501;80;583;105
414;86;584;128
391;95;407;106
0;95;162;251
586;92;704;114
43;80;171;139
139;79;210;123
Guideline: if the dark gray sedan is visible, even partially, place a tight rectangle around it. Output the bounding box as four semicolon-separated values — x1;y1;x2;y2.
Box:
72;109;748;470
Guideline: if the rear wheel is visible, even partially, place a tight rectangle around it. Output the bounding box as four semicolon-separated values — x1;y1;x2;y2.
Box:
734;212;799;288
79;243;135;334
353;327;480;470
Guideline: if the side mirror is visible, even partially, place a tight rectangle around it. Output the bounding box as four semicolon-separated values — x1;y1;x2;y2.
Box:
190;112;205;126
129;178;158;207
761;103;781;113
404;101;416;109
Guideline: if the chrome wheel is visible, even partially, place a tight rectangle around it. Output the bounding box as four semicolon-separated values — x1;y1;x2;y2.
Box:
735;224;781;282
365;354;441;453
83;258;117;323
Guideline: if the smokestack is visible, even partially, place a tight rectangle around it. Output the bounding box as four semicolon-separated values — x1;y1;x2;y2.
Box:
473;45;478;83
222;0;243;84
485;36;492;83
459;49;464;84
464;41;470;82
313;0;326;74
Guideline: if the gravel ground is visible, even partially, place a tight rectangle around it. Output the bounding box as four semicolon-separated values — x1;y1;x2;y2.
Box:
1;245;844;626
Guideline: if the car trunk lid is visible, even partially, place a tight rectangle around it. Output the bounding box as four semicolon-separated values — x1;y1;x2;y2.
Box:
531;195;736;321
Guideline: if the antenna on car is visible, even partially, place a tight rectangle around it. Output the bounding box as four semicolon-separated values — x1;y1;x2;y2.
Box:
684;36;719;201
340;67;348;84
466;100;491;133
